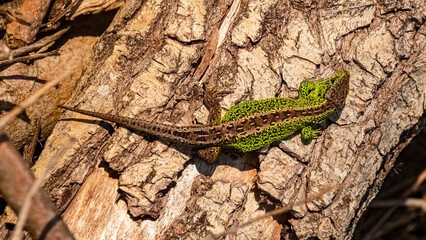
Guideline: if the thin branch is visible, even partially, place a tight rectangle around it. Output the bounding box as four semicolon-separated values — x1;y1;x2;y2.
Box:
0;134;75;239
371;213;419;239
211;184;342;239
11;137;76;240
362;169;426;240
23;119;41;167
0;27;69;61
0;50;59;66
42;0;83;30
0;8;30;27
369;198;426;210
0;69;70;130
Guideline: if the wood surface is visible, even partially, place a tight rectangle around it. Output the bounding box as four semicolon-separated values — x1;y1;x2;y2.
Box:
0;0;425;239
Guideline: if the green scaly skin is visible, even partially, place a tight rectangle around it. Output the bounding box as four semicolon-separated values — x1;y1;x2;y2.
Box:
214;69;349;153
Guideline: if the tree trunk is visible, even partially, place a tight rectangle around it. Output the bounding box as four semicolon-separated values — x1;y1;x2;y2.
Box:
1;0;425;239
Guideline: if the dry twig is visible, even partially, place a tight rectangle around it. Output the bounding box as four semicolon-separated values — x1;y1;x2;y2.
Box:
211;184;343;239
0;27;69;61
0;134;75;239
0;50;59;66
0;69;70;130
10;137;76;240
22;119;41;167
362;169;426;240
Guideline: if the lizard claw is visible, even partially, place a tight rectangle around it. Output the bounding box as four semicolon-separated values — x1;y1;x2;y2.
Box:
301;126;322;140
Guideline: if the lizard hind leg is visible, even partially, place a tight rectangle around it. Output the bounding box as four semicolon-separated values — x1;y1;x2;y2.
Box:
195;85;223;162
199;84;235;162
197;147;221;163
301;125;322;140
202;84;223;125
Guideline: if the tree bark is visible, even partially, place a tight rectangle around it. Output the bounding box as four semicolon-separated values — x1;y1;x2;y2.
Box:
1;0;425;239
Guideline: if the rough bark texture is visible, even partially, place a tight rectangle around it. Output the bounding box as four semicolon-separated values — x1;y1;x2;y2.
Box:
1;0;425;239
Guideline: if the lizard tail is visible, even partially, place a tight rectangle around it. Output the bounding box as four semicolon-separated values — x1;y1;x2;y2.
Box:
58;105;206;146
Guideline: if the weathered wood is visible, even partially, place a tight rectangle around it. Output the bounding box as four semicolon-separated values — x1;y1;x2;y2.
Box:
1;0;425;239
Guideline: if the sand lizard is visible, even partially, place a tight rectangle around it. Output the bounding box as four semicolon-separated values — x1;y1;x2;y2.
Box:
59;70;350;162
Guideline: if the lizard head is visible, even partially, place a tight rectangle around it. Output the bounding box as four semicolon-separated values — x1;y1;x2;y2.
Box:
325;70;350;108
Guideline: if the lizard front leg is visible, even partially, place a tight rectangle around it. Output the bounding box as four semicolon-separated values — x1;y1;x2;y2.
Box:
301;125;322;140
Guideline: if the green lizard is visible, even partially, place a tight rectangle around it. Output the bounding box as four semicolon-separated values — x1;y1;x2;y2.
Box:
59;70;349;162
